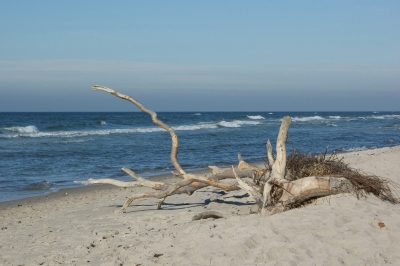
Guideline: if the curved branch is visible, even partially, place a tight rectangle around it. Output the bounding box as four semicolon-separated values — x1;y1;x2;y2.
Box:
92;85;186;175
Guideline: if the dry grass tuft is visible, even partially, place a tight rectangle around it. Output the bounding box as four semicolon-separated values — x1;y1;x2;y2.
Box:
284;149;400;204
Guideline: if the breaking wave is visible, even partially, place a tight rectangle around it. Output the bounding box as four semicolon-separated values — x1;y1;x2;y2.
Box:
3;125;39;133
291;116;325;122
174;124;217;131
218;120;261;128
1;119;262;138
247;115;265;120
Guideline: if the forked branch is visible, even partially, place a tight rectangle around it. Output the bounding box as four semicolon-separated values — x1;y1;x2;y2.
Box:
82;86;399;216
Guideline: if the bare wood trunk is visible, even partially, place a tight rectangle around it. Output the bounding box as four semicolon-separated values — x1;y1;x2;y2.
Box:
265;176;353;215
261;116;292;215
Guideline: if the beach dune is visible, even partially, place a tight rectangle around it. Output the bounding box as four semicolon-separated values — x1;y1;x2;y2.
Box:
1;146;400;265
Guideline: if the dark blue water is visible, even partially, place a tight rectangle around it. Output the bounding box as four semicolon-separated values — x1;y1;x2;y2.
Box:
1;112;399;202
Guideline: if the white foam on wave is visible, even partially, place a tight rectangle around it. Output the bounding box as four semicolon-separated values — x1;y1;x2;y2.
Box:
328;116;342;119
194;113;201;116
357;114;400;120
2;127;166;138
247;115;265;120
3;125;39;133
174;124;218;131
218;120;260;128
291;116;325;122
2;119;263;138
100;121;107;125
372;115;400;120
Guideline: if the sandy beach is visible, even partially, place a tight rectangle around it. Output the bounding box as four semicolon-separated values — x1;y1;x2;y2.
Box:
1;146;400;265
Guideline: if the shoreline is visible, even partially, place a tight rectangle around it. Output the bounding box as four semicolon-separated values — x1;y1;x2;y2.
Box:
1;145;400;265
0;145;396;209
0;168;212;210
0;144;394;208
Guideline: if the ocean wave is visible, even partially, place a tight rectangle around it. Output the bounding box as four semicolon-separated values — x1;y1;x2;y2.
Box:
358;115;400;120
247;115;265;120
218;120;260;128
291;116;325;122
328;116;342;119
372;115;400;119
1;127;166;138
1;119;264;139
3;125;39;133
100;121;107;125
174;124;218;131
194;113;201;116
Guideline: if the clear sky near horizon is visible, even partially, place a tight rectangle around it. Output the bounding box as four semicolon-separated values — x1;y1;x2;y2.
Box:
0;1;399;111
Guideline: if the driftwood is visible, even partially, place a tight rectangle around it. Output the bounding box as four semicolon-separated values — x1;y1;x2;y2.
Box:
81;85;399;215
192;211;226;221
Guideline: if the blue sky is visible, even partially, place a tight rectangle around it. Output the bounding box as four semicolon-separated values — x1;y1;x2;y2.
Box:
1;1;399;111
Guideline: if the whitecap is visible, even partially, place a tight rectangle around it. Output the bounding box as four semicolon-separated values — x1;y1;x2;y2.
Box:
358;115;400;120
247;115;265;120
173;124;218;131
328;116;341;119
3;125;39;133
372;115;400;119
371;116;386;120
291;116;325;122
3;127;165;138
100;121;107;125
194;113;201;116
218;120;260;128
2;119;263;138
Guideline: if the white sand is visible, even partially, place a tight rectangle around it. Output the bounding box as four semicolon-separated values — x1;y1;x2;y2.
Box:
1;146;400;265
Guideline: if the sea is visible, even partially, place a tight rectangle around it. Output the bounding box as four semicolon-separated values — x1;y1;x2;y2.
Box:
1;111;399;202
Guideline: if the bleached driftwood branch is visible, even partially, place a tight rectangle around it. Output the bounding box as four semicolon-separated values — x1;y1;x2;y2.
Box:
81;86;398;216
92;85;186;175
